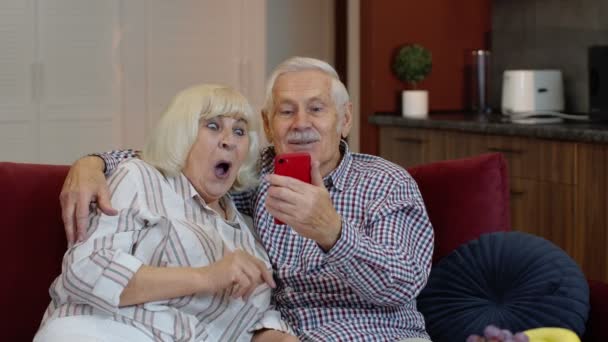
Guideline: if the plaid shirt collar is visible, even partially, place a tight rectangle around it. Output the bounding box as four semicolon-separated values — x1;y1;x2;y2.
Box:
259;140;353;191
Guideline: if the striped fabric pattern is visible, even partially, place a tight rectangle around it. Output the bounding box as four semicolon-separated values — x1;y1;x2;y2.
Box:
41;159;290;341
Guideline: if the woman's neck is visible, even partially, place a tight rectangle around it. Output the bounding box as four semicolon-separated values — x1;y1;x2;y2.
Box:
207;198;227;220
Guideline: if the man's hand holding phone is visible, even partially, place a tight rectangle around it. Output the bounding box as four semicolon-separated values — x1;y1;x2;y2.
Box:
272;153;311;224
265;153;342;252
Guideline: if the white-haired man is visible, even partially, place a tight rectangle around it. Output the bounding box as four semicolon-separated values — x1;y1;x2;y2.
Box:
61;57;434;341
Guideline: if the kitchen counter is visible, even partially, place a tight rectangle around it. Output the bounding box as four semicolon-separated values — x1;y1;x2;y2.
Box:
371;112;608;283
369;112;608;144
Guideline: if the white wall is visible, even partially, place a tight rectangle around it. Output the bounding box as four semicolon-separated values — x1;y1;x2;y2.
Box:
266;0;364;153
266;0;335;75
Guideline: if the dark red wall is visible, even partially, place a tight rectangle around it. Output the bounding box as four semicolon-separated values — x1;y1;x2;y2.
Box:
360;0;492;155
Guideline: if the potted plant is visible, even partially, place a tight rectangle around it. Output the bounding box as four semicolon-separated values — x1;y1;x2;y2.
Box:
392;44;432;118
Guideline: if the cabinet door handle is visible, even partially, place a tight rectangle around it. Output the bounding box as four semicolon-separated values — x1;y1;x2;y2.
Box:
488;147;524;155
510;190;526;197
395;137;425;144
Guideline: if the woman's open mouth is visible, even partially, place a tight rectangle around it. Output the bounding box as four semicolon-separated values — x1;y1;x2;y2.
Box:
214;160;232;179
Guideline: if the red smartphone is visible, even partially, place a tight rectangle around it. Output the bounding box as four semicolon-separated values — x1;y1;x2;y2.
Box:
273;152;311;224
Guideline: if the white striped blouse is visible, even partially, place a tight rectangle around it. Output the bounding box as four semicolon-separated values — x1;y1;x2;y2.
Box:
39;159;290;341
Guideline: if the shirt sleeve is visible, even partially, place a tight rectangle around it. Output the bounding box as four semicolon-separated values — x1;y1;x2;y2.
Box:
321;177;434;307
248;285;295;336
49;162;147;314
90;149;139;176
248;307;295;336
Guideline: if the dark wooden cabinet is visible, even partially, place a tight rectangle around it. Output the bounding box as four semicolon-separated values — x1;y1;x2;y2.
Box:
379;127;445;167
378;126;606;282
574;144;608;282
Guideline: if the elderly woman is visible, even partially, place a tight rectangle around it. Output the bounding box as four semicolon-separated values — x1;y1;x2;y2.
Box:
34;84;294;341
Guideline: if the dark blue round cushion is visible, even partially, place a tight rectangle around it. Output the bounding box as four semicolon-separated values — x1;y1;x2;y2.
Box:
417;232;589;342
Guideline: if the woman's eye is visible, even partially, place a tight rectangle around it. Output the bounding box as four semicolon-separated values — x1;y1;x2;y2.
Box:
206;122;219;130
234;128;246;136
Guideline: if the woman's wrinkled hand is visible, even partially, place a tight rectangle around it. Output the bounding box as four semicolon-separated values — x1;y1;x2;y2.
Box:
204;249;275;300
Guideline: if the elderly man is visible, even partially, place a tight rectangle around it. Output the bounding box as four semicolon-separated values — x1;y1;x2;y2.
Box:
61;57;434;341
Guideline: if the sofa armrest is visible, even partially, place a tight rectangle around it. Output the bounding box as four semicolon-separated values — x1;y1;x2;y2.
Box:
584;279;608;342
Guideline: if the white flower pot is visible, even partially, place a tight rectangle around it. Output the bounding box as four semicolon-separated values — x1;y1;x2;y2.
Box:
401;90;429;118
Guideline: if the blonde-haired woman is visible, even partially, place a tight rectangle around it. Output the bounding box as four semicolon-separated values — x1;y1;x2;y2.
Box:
35;84;294;342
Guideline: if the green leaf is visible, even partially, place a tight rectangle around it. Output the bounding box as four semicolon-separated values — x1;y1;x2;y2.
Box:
392;44;432;87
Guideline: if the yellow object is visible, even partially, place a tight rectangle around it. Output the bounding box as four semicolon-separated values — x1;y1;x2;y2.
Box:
524;327;580;342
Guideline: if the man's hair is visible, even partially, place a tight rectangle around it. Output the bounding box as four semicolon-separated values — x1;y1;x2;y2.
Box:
141;84;260;191
262;57;350;125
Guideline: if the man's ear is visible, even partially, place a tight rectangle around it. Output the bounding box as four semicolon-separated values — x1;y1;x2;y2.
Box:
340;102;353;139
261;110;273;143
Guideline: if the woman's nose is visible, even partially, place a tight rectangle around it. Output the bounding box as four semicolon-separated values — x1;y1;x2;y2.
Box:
220;132;236;150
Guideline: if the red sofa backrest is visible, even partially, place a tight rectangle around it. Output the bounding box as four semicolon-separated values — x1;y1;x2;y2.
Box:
0;162;69;341
408;153;511;263
0;153;511;341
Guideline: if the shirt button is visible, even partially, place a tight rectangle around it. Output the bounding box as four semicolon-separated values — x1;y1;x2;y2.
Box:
284;286;293;293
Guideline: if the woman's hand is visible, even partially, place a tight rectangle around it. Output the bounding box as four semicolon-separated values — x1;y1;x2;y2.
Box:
252;329;299;342
203;249;275;299
60;156;117;246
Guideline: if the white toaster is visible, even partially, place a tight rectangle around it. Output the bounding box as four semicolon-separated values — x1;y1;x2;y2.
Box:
501;70;565;114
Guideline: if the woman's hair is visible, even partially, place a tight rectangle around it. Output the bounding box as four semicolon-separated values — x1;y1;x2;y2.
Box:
141;84;260;191
262;56;350;126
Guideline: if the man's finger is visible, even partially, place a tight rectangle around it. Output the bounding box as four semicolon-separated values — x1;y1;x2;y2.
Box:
310;160;323;187
266;174;307;191
97;186;118;216
266;185;301;207
265;200;296;224
61;195;76;246
75;193;91;242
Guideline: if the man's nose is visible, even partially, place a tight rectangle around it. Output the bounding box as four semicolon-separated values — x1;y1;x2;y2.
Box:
292;110;311;128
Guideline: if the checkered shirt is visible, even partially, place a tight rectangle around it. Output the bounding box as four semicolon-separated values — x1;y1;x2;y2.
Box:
98;141;434;341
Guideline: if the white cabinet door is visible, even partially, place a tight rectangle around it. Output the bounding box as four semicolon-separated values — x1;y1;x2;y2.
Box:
0;0;267;163
0;0;122;164
0;0;36;162
37;0;122;164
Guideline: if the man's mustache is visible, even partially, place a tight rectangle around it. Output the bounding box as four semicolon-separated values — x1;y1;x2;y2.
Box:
286;129;321;143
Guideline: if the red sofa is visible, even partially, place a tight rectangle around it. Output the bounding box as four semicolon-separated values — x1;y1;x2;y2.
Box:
1;153;607;341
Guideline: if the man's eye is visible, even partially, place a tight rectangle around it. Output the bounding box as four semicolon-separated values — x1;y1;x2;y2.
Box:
309;104;325;113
